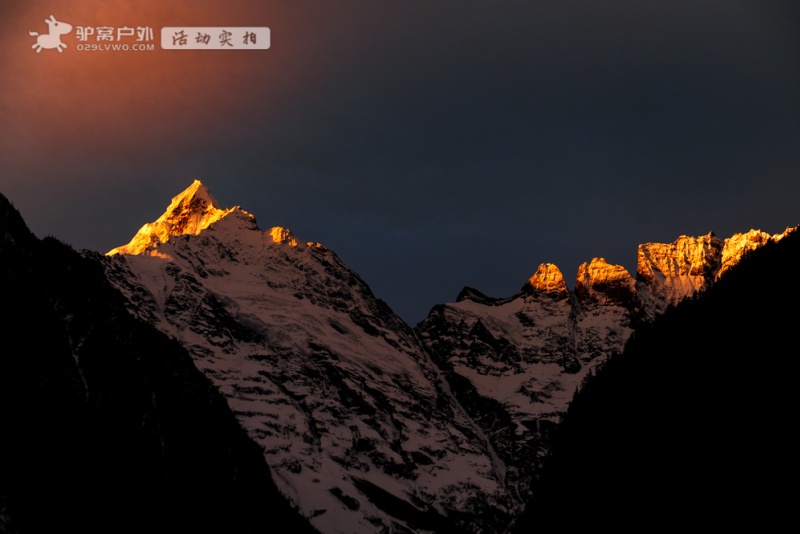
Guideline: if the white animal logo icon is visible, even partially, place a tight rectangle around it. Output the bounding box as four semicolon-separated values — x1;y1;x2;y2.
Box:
30;15;73;53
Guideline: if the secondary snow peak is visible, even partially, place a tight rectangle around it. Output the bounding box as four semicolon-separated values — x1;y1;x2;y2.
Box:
268;226;299;246
523;263;569;299
575;258;636;306
107;180;237;256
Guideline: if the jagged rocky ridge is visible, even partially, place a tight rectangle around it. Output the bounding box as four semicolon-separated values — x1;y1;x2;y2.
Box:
415;227;792;497
100;181;516;534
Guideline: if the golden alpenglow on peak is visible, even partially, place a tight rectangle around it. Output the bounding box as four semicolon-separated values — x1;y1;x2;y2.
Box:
575;258;636;305
268;226;299;246
717;227;793;280
527;263;569;297
107;180;236;256
576;258;633;287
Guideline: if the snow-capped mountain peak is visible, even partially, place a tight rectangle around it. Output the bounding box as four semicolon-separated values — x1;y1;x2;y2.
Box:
100;181;518;534
107;180;239;256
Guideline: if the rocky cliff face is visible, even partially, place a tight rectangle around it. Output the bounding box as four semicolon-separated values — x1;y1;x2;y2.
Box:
575;257;637;308
100;182;518;534
636;229;792;317
636;232;723;317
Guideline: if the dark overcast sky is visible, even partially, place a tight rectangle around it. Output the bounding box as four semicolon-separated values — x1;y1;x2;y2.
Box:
2;0;799;324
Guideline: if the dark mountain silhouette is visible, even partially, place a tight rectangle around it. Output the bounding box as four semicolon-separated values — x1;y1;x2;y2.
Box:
512;228;799;531
0;193;316;534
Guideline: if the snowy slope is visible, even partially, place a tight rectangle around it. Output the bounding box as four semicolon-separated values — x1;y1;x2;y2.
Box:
100;182;518;534
416;258;637;496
